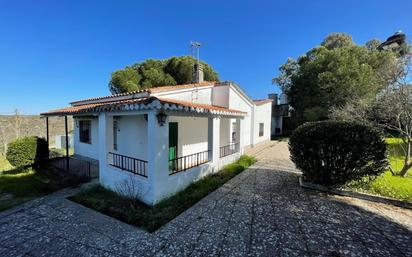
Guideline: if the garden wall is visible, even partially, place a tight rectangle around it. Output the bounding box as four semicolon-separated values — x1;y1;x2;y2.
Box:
0;115;73;153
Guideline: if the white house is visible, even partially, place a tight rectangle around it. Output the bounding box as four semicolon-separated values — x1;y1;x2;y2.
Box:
42;79;272;205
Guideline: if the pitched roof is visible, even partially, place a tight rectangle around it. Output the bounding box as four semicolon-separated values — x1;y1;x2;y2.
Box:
42;98;152;116
158;98;246;115
70;81;217;105
150;81;216;93
41;96;246;117
253;99;273;106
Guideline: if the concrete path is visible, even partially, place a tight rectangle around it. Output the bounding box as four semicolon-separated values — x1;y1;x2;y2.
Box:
0;141;411;256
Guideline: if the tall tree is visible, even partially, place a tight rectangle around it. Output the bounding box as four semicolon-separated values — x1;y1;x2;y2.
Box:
273;33;397;124
109;67;141;94
321;32;354;50
331;54;412;176
109;56;219;94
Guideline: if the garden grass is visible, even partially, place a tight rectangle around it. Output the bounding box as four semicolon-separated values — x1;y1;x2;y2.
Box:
368;172;412;202
70;155;256;232
49;147;75;156
0;167;85;211
349;138;412;202
0;168;57;211
0;155;14;172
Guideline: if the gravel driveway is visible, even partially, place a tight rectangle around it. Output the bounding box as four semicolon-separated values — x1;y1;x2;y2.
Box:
0;141;411;257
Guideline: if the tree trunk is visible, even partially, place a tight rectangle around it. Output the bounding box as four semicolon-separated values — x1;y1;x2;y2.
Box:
399;141;411;177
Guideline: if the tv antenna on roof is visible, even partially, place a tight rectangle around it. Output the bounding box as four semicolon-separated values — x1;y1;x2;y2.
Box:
190;41;201;63
190;41;202;102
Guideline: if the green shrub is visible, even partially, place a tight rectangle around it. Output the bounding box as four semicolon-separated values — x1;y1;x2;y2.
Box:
289;121;388;187
6;136;48;168
237;155;257;168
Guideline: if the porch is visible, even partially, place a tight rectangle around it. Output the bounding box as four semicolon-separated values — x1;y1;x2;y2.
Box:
41;96;246;205
98;110;245;205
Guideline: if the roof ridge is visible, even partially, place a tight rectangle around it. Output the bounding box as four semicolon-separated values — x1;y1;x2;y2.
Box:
70;81;217;105
157;97;247;114
253;99;273;106
41;95;246;116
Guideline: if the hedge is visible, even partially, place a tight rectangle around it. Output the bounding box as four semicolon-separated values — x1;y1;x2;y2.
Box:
289;121;388;187
6;136;48;168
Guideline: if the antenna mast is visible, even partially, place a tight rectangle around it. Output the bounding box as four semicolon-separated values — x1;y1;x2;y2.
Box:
190;41;202;102
190;41;201;63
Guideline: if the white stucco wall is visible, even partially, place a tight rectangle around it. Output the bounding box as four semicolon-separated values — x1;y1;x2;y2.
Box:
113;115;147;160
219;118;231;146
100;165;152;204
212;85;229;107
153;87;213;105
253;103;272;144
228;87;253;147
153;83;260;149
168;116;208;157
73;117;99;160
216;152;241;171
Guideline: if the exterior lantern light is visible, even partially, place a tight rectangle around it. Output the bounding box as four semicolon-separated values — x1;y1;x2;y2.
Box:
156;110;167;126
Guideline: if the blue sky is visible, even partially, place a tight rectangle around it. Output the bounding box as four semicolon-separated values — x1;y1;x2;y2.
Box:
0;0;411;114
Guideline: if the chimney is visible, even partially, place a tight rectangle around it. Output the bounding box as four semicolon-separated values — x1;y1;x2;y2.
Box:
193;62;204;83
268;93;278;105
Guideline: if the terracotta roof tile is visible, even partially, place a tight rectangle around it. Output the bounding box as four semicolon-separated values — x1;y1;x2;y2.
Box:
149;81;216;93
41;96;245;117
69;90;149;105
42;98;152;116
70;81;217;105
158;97;247;114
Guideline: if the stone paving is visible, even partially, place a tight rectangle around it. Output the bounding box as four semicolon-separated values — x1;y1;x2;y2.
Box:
0;141;411;257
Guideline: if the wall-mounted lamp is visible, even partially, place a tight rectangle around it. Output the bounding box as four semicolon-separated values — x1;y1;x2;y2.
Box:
156;111;167;126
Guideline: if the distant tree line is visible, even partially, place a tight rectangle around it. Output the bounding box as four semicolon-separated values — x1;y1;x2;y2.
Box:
0;113;73;154
273;32;401;124
274;32;411;176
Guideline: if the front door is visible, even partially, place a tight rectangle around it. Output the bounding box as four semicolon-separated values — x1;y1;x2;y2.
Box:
169;122;178;161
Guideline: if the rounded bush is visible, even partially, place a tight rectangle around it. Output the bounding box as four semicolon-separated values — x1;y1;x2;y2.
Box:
6;136;48;168
289;121;388;187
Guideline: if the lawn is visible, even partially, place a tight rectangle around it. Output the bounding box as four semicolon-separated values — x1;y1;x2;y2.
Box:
348;138;412;202
70;155;256;232
0;169;55;211
0;155;14;172
0;164;84;211
49;147;74;157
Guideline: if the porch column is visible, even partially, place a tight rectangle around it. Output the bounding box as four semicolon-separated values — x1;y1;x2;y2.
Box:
147;111;169;204
45;116;49;159
98;113;113;181
64;115;69;171
235;117;245;154
208;116;220;165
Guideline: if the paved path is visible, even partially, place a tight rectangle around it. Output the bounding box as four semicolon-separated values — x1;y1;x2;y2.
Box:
0;141;411;257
